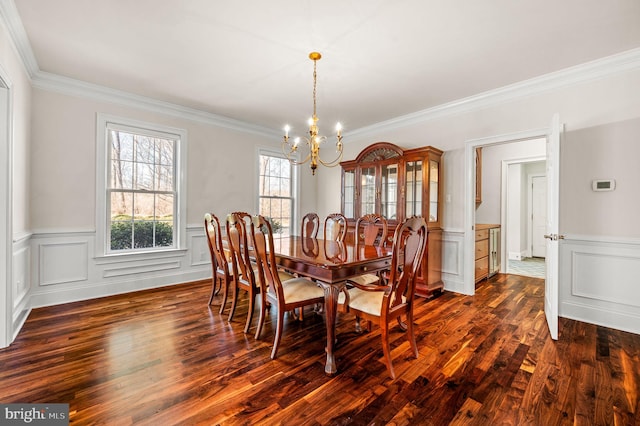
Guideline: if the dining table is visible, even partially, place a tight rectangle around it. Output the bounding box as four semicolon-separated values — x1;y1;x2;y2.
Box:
270;235;393;375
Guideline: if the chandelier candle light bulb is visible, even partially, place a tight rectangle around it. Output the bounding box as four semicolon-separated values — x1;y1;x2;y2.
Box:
282;52;344;175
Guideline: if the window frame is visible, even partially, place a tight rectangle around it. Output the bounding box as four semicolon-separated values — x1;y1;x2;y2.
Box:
96;113;187;257
256;148;298;236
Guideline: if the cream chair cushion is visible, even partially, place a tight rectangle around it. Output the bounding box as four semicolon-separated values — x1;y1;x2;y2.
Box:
346;287;405;317
277;270;295;282
240;263;293;283
280;277;325;304
348;273;381;286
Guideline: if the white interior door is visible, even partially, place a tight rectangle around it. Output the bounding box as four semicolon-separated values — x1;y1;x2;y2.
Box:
544;114;562;340
531;175;547;257
0;83;10;348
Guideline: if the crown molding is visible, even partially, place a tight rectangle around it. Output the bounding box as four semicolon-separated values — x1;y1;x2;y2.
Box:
348;48;640;139
32;71;279;138
0;0;38;78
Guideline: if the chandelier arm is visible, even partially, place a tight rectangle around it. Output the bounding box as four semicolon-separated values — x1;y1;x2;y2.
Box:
316;149;344;167
286;153;313;166
282;137;312;165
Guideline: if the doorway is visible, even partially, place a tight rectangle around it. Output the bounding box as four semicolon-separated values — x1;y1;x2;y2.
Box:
464;127;554;296
476;141;546;278
464;115;562;340
502;159;546;279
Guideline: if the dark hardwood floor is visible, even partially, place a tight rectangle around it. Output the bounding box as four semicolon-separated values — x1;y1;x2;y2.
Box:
1;274;639;425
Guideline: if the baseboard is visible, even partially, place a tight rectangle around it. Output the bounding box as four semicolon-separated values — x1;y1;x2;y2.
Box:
508;251;525;261
561;300;640;335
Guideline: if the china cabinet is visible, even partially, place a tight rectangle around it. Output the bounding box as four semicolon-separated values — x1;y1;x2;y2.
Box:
340;142;443;297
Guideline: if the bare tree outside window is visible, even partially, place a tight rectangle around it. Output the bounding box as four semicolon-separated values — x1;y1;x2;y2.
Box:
108;128;177;251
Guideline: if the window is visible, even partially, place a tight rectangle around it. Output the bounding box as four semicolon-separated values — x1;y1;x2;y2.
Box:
258;152;296;236
97;114;186;255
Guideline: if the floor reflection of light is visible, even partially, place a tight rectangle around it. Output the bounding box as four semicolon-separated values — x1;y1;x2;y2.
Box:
106;320;178;388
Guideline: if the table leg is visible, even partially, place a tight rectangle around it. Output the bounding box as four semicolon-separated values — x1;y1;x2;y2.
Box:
317;281;345;375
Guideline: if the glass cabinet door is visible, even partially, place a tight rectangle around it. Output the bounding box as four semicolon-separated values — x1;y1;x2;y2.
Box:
342;169;356;219
405;160;422;217
428;159;439;222
381;163;398;219
360;166;376;215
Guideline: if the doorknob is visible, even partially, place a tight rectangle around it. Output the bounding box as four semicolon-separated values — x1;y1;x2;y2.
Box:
544;234;565;241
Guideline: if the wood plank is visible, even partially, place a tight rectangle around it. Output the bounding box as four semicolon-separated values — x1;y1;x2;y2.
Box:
0;275;639;424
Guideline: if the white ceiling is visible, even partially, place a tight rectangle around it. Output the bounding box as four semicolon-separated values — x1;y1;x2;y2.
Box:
10;0;640;134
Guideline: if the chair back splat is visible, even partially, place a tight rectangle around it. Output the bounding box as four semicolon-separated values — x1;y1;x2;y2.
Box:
387;217;428;311
204;213;233;311
324;213;347;242
355;213;388;248
348;213;389;287
301;213;320;238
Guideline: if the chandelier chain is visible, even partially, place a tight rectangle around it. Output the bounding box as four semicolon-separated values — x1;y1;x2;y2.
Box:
312;59;317;118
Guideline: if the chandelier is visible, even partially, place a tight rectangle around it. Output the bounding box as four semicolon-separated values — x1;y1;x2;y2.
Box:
282;52;343;175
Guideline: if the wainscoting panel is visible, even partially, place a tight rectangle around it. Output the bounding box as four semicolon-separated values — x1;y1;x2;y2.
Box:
12;235;32;343
39;241;89;286
12;244;30;308
560;236;640;335
442;229;465;294
102;259;182;278
190;233;210;267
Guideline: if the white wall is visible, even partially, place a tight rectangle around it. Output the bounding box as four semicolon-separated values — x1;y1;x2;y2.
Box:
31;89;269;229
561;117;640;238
318;66;640;230
316;64;640;334
26;87;319;309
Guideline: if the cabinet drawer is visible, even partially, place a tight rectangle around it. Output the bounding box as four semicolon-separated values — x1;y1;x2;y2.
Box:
475;257;488;280
475;229;489;240
475;240;489;260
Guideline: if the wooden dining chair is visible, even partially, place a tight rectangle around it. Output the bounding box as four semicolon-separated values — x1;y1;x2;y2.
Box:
249;214;325;359
226;212;295;335
204;213;233;313
348;213;389;287
324;213;347;242
226;212;258;333
301;213;320;238
341;216;428;379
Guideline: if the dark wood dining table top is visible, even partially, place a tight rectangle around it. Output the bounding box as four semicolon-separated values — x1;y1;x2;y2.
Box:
270;236;393;283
